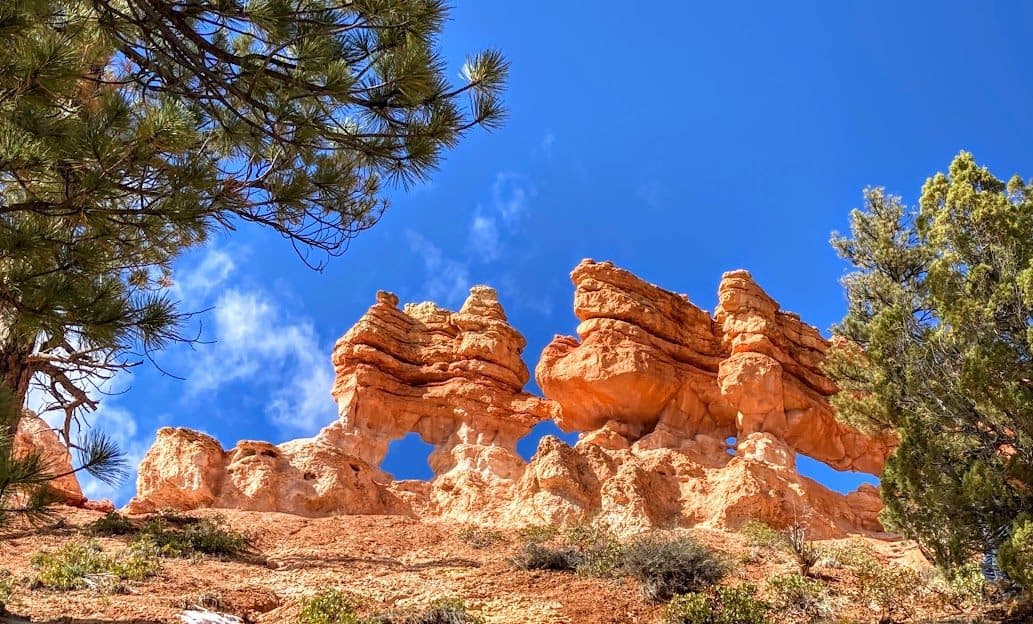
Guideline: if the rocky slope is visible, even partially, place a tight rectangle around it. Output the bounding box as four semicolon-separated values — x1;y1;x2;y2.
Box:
125;260;892;538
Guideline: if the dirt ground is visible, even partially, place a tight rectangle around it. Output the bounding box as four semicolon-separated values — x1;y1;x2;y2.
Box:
0;508;1020;624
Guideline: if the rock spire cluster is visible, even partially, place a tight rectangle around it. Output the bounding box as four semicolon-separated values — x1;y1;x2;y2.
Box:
126;260;893;537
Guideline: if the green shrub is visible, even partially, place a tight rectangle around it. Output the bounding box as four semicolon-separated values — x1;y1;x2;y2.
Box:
0;569;14;615
517;524;558;544
739;520;782;551
402;597;482;624
511;542;579;572
510;522;620;576
297;589;362;624
565;522;622;577
662;585;768;624
457;526;504;549
31;539;160;591
999;513;1033;592
134;513;251;558
849;556;924;623
662;593;711;624
86;512;137;536
815;539;872;570
765;573;831;619
933;561;986;606
621;535;727;602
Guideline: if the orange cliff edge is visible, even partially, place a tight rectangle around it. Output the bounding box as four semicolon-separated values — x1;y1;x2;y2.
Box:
122;259;896;539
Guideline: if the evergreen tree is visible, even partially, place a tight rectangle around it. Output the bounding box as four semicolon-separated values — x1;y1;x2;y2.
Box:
825;152;1033;588
0;1;508;423
0;0;506;514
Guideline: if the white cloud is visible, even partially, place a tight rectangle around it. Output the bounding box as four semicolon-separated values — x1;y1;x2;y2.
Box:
78;400;152;502
540;131;556;154
468;214;500;261
637;180;662;208
463;173;536;263
490;173;534;225
405;230;471;306
184;286;336;436
171;245;239;300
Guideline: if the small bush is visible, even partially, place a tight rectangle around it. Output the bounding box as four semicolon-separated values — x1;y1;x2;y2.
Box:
814;539;871;570
511;542;579;572
31;539;160;591
457;526;504;549
765;573;831;619
999;513;1033;592
565;522;622;577
517;524;558;544
0;569;14;615
86;512;137;536
402;597;483;624
739;520;783;551
931;562;986;606
621;535;727;602
785;521;820;577
510;522;620;576
662;593;711;624
297;589;362;624
177;591;224;611
849;556;924;623
662;585;769;624
135;513;251;558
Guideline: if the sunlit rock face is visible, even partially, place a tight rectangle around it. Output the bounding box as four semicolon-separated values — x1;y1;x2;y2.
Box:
13;411;85;506
128;260;893;538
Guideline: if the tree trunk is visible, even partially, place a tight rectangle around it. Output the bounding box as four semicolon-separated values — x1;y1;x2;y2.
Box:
0;340;34;437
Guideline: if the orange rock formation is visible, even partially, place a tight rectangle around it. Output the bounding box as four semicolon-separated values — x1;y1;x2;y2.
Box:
14;412;85;506
127;260;893;538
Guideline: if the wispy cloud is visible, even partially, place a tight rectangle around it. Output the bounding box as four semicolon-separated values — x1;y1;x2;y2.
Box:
178;248;336;436
404;230;471;306
186;288;335;434
637;180;663;208
491;172;535;225
466;172;536;262
468;214;501;261
540;131;556;154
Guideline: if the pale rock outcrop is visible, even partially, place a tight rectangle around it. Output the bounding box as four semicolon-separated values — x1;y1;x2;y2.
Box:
129;260;893;539
13;412;85;505
127;427;402;516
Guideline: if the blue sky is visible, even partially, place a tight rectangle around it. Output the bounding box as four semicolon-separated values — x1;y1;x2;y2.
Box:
37;1;1033;504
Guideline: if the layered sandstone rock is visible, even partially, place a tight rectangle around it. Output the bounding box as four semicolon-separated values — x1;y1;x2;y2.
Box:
14;412;85;505
128;260;892;538
128;286;551;519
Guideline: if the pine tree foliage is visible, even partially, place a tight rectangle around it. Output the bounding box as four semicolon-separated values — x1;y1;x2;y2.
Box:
0;1;506;442
825;152;1033;588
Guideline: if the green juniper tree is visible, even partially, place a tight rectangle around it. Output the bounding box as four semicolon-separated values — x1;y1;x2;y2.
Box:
825;152;1033;589
0;0;506;521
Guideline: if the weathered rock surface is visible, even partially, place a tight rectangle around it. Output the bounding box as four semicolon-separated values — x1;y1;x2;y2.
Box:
13;411;85;505
128;260;893;538
126;427;404;516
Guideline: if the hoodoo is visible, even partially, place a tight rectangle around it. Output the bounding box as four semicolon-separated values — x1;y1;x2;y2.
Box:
127;260;892;538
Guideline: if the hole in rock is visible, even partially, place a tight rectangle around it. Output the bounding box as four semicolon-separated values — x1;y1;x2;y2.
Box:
381;432;434;481
303;471;316;481
725;436;737;455
795;454;879;494
517;420;581;460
